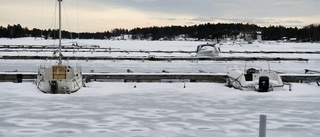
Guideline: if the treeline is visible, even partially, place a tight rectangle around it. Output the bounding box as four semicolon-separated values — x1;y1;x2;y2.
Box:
260;24;320;41
130;23;259;40
1;23;320;41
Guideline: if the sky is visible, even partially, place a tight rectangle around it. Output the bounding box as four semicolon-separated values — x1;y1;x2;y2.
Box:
0;0;320;32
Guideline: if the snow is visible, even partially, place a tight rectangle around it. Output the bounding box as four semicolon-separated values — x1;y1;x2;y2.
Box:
1;38;319;74
0;82;319;137
0;38;320;136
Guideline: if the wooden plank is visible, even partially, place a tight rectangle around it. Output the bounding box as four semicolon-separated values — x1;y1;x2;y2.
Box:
52;66;66;79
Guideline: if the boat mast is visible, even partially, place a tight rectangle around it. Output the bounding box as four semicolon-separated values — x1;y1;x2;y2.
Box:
58;0;62;65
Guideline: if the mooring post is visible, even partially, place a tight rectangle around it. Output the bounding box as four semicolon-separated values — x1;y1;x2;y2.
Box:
289;84;292;91
16;74;23;83
259;114;267;137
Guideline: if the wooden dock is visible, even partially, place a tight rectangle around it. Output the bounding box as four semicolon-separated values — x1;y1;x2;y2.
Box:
1;72;319;84
1;45;320;54
0;55;309;62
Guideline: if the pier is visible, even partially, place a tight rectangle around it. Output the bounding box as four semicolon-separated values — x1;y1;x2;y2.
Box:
1;72;319;84
1;45;320;54
0;55;309;62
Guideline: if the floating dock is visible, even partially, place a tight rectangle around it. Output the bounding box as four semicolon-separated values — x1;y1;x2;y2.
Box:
0;55;309;62
1;45;320;54
1;72;319;84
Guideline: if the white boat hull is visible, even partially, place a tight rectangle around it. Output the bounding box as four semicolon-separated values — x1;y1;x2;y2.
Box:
197;50;219;57
35;65;83;94
228;80;284;91
196;43;219;57
36;78;82;94
227;67;284;92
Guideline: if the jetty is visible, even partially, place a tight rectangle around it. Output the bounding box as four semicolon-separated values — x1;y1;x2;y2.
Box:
1;72;319;84
0;55;309;62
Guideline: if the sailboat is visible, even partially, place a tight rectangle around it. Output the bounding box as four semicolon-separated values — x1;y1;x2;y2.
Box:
35;0;83;94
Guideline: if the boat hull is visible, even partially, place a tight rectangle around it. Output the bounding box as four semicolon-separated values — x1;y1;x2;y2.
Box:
197;50;219;57
36;78;82;94
196;43;219;57
227;68;284;92
35;65;83;94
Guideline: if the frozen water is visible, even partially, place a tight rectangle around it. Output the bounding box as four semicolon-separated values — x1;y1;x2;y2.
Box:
0;82;319;136
0;38;320;136
0;38;319;74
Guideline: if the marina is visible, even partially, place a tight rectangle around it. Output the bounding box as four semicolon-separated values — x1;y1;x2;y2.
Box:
1;0;320;136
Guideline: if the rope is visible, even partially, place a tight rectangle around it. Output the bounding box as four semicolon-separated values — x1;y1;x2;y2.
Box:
39;0;44;65
77;0;80;39
227;74;245;87
62;1;73;39
73;78;81;89
52;1;57;44
41;0;44;41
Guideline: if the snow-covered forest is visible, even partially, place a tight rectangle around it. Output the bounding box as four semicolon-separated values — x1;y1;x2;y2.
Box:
1;23;320;41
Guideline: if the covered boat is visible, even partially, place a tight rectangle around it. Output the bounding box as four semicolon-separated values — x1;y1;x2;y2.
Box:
226;62;284;92
196;43;220;57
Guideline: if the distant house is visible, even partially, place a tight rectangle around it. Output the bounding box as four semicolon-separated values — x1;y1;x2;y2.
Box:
243;32;254;44
289;38;298;42
256;31;262;41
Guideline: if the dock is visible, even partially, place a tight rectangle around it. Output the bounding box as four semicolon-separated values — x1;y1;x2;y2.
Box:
0;55;309;62
1;45;320;54
1;72;319;84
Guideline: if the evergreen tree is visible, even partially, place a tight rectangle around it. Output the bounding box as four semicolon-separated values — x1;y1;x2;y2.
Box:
1;23;320;42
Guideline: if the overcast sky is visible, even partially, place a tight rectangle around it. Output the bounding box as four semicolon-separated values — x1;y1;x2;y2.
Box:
1;0;319;32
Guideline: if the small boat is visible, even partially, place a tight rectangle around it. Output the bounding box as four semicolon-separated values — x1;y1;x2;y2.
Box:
196;43;220;57
226;62;284;92
35;0;83;94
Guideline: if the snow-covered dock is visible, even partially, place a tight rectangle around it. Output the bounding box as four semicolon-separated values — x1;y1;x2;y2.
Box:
0;55;309;62
1;72;319;84
1;45;320;54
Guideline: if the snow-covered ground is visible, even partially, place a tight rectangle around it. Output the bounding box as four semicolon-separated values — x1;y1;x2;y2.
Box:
0;38;320;136
0;82;320;137
0;38;319;74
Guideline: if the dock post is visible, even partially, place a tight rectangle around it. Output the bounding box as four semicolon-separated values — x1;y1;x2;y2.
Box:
17;74;23;83
259;115;267;137
289;84;292;91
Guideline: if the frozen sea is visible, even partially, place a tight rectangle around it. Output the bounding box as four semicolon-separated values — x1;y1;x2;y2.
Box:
0;38;320;136
0;82;320;137
0;38;319;74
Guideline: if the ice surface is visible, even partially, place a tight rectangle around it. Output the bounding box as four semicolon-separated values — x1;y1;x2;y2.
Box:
0;38;319;74
0;82;319;137
0;38;320;136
